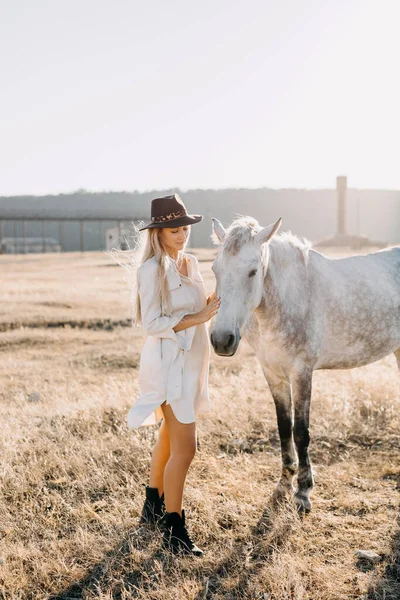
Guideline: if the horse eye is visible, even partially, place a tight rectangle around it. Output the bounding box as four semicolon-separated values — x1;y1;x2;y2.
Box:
249;269;257;277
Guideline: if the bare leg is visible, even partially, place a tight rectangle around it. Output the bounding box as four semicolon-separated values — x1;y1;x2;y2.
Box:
149;417;170;497
264;367;297;495
160;401;196;516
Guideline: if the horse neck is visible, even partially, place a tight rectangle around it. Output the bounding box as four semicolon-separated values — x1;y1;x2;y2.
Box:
259;238;310;319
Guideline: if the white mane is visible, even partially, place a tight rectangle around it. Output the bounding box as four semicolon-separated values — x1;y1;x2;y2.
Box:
212;214;312;264
211;215;261;253
271;230;312;266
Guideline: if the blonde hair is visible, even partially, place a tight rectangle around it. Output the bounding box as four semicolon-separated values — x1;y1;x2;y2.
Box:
110;222;191;327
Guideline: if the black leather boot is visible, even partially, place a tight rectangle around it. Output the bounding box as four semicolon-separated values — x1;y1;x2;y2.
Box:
161;509;203;556
139;485;165;525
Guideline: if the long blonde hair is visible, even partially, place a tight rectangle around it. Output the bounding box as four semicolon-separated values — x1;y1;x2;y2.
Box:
111;222;191;327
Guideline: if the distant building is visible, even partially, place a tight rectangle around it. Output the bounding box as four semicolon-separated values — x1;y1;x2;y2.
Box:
106;227;132;251
0;237;61;254
0;184;399;252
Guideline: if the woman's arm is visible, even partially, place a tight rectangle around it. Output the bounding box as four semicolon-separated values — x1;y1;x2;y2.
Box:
138;262;188;342
173;299;220;332
172;256;220;331
138;260;220;338
173;313;201;332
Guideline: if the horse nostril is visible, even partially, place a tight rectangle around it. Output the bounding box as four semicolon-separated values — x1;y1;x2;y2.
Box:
226;334;235;348
210;332;215;346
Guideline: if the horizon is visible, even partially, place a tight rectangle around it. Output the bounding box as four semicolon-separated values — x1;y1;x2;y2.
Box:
2;179;400;199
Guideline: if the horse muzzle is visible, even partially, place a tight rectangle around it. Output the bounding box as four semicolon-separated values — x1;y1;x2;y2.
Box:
210;328;241;356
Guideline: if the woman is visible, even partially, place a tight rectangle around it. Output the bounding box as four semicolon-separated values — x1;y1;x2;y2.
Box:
127;193;220;557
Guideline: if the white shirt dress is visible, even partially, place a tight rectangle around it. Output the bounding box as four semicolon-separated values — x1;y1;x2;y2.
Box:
127;252;211;428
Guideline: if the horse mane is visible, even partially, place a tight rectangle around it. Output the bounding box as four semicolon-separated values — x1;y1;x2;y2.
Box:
213;214;312;264
273;230;313;265
212;215;262;254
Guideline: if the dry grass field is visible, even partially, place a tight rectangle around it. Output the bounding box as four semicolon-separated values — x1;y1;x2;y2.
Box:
0;247;399;600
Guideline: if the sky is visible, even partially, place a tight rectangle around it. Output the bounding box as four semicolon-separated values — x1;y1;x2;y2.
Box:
1;0;399;195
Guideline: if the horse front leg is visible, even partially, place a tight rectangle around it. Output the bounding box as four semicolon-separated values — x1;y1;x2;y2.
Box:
264;368;297;497
291;369;314;512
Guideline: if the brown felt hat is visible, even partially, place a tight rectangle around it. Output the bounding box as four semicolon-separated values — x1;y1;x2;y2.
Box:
138;193;203;230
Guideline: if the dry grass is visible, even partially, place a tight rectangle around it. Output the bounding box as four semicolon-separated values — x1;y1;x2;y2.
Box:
0;247;399;600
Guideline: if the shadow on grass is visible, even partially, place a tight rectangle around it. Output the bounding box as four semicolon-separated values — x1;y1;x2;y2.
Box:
366;501;400;600
49;523;175;600
50;494;298;600
193;492;302;600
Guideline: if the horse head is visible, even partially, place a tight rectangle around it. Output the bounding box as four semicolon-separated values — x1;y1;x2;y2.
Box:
210;215;282;356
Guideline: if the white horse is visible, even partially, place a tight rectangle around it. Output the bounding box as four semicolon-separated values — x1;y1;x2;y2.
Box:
210;215;400;511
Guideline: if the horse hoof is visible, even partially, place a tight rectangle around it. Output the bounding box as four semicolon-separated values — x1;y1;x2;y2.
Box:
294;492;312;513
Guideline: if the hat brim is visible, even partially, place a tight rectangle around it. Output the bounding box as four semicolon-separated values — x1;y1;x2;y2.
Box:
139;214;203;231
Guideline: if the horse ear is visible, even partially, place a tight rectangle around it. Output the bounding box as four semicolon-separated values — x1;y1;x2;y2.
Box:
254;217;282;246
211;217;226;245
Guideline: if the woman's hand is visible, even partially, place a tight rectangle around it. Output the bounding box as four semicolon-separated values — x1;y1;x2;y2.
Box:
207;291;217;305
173;293;221;332
195;296;221;324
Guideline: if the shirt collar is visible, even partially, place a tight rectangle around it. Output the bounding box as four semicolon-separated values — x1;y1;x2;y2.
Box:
166;254;193;286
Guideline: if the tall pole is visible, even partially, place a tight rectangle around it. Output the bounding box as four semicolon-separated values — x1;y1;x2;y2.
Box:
336;175;347;235
98;221;103;251
80;221;84;252
13;220;17;253
118;220;122;248
23;220;27;254
42;221;46;253
59;221;64;252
